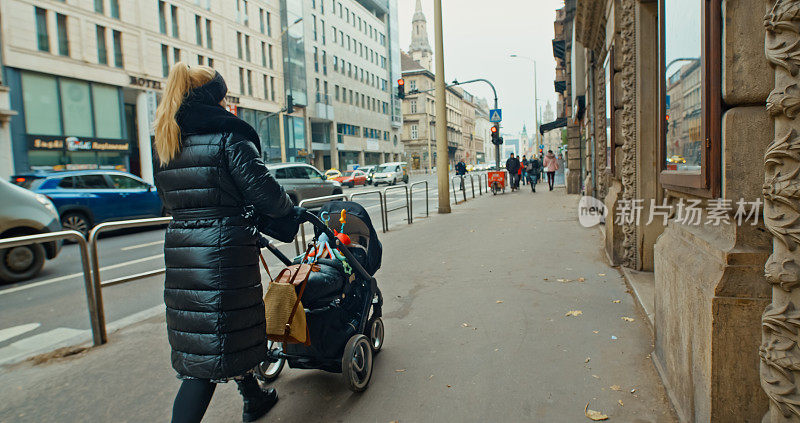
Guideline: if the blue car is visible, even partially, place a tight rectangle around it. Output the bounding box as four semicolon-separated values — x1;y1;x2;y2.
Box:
12;170;164;235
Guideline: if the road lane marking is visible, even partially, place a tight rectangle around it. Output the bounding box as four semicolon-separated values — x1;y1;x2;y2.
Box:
121;240;164;251
0;323;41;343
0;254;164;296
0;327;85;365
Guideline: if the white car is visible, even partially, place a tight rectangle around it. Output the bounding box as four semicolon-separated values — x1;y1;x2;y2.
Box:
372;162;409;186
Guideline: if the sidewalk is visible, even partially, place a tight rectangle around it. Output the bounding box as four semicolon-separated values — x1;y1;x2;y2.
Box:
0;186;676;422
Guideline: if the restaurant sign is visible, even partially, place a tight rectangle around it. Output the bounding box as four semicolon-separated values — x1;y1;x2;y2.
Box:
28;135;130;152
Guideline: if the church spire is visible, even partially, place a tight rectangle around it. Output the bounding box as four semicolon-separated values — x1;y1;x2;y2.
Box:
409;0;433;66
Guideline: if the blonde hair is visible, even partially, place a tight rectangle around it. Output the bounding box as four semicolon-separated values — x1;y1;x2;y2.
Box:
153;62;216;165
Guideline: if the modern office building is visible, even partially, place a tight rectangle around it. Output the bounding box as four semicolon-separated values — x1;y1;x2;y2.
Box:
0;0;284;182
299;0;403;171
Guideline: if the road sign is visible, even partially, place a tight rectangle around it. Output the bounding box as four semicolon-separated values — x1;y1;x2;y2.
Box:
489;109;502;123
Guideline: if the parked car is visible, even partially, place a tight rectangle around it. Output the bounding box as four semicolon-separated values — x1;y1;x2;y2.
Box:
267;163;343;205
324;169;341;180
333;169;368;188
372;162;409;186
12;170;164;236
0;179;62;283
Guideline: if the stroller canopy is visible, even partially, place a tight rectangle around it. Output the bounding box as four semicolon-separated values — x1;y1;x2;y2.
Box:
316;201;382;276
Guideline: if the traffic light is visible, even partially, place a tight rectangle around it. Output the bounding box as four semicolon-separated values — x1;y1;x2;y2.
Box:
397;79;405;99
490;124;502;145
286;95;294;114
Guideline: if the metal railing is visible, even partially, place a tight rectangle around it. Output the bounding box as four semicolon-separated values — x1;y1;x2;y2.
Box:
451;176;467;204
383;185;411;225
88;216;172;344
349;190;387;233
409;180;429;219
296;194;349;253
0;231;101;345
469;174;476;198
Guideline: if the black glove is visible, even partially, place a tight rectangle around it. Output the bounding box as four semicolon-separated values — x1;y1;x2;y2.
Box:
256;206;306;244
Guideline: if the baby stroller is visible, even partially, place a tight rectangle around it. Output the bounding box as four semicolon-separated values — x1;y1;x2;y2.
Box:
255;202;384;392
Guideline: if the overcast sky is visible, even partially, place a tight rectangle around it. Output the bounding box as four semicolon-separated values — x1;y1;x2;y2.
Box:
396;0;564;137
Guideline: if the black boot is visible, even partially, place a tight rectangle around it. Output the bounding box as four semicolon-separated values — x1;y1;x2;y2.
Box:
236;374;278;422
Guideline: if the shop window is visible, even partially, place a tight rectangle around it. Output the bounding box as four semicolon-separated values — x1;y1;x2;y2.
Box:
92;85;122;139
60;79;93;136
56;13;69;57
659;0;721;197
22;73;61;135
35;7;49;52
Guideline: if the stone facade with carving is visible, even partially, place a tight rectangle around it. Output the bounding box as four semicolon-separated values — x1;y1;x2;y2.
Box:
762;0;800;420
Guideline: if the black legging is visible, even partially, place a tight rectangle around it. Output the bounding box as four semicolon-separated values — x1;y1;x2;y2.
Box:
172;378;217;423
546;171;556;189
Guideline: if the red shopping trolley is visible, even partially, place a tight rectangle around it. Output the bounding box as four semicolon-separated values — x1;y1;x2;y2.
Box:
488;171;506;195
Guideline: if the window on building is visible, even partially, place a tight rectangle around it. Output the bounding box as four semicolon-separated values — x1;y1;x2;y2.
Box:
171;5;179;38
92;84;122;138
60;79;93;136
237;32;243;59
322;50;327;75
245;35;251;62
94;0;104;14
659;0;720;196
112;30;123;68
268;44;274;68
21;73;60;135
161;44;169;76
56;13;69;56
205;20;213;48
158;1;167;34
411;125;418;140
195;15;202;45
198;55;204;65
173;47;180;63
313;47;319;72
312;15;317;41
208;57;214;68
263;74;268;98
410;100;417;114
35;7;49;52
409;80;416;91
266;12;271;36
335;85;339;101
96;25;108;65
110;0;120;19
321;20;326;45
247;70;253;96
270;76;275;101
239;67;245;94
259;8;265;33
261;42;266;67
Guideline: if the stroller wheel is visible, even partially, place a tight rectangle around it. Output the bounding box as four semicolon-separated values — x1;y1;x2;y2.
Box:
368;317;384;353
342;334;373;392
255;340;285;382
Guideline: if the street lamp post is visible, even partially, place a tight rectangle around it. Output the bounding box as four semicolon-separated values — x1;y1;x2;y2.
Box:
433;0;450;213
510;54;540;156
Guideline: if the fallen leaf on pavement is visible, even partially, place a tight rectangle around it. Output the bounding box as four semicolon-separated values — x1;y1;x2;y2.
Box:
390;420;399;423
557;278;570;282
612;300;621;303
461;323;470;327
446;385;452;388
543;278;549;281
618;400;624;406
578;277;586;282
585;357;591;363
621;317;635;322
584;402;609;421
395;369;406;373
566;310;583;317
470;229;475;232
610;385;621;391
611;335;618;340
593;330;599;334
496;300;504;304
598;273;606;276
630;388;637;394
592;374;600;379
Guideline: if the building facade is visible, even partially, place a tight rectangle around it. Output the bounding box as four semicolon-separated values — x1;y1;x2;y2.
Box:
557;0;792;421
1;0;285;183
300;0;403;171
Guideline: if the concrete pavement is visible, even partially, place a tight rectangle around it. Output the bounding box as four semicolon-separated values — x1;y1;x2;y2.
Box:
0;185;676;422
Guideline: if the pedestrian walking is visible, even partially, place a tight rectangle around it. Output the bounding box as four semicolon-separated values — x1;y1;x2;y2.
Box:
521;155;528;185
543;150;559;191
153;63;299;423
455;158;467;191
527;156;542;192
505;153;521;190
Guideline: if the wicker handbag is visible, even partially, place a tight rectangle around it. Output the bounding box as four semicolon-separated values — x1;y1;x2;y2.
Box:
262;253;313;345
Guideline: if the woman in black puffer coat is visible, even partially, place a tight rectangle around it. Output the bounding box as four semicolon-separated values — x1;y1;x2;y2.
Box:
153;63;298;423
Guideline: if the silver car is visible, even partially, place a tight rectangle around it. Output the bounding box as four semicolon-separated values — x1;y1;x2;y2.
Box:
267;163;343;205
0;179;62;283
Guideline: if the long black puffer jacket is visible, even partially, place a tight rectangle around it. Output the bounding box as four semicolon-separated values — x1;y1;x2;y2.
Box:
154;74;293;380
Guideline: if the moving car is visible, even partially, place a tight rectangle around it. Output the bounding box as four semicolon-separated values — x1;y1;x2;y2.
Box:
333;169;368;188
372;162;409;186
668;155;686;164
267;163;343;204
324;169;341;180
12;170;164;236
0;179;62;283
360;165;377;184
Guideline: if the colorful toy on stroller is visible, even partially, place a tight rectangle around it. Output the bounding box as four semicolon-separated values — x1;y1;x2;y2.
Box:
255;201;383;392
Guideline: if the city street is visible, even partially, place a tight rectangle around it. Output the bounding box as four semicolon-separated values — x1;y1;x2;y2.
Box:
0;172;456;365
0;186;676;422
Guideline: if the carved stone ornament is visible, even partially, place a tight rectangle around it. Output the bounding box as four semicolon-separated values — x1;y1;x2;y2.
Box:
761;302;800;417
768;84;800;118
619;0;638;268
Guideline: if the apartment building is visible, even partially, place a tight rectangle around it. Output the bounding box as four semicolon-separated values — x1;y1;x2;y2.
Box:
0;0;283;182
299;0;402;171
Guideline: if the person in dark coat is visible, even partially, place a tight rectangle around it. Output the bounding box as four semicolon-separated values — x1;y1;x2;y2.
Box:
153;63;298;423
520;155;528;185
505;153;521;190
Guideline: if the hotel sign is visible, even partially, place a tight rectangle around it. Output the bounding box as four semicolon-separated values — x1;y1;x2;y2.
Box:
28;135;130;152
129;76;163;90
